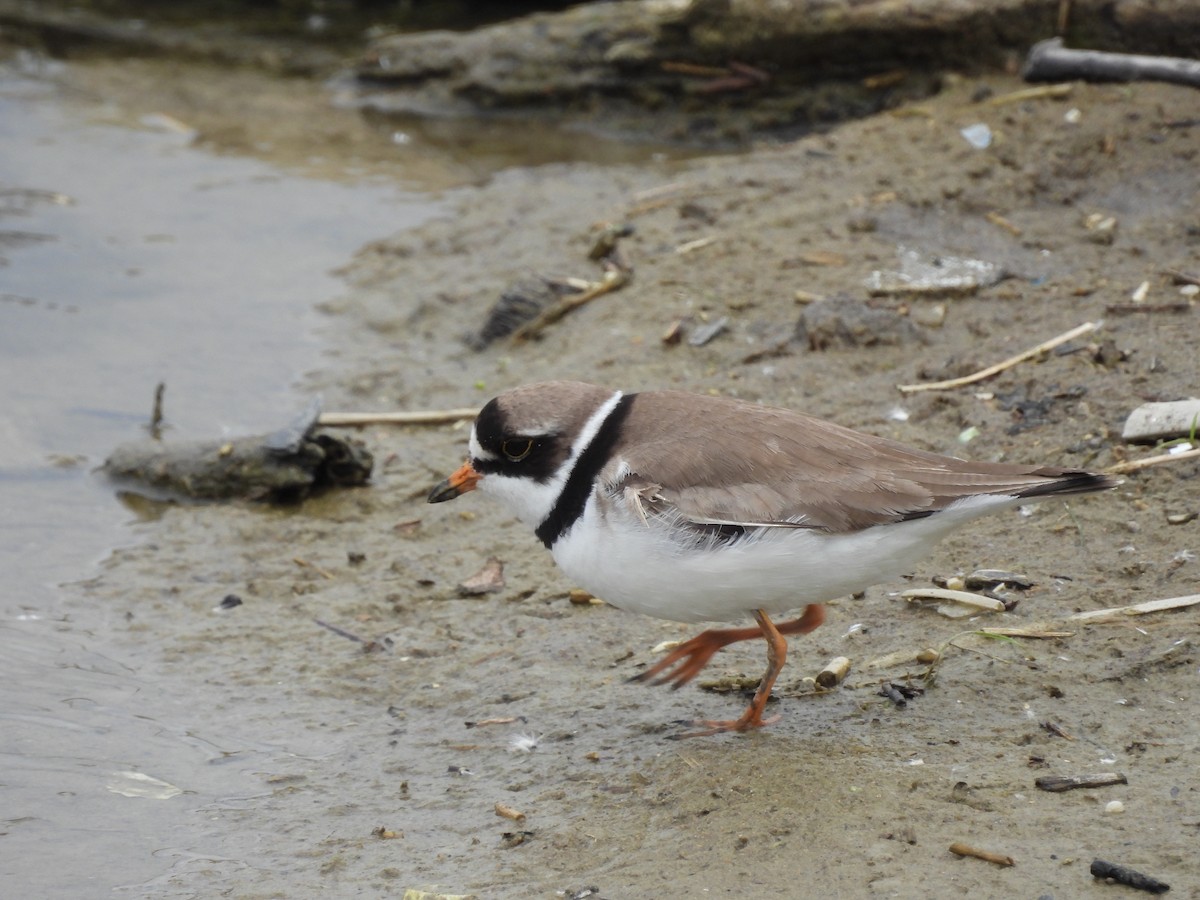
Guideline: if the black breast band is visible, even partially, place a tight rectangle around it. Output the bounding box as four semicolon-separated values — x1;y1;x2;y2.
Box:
535;393;636;548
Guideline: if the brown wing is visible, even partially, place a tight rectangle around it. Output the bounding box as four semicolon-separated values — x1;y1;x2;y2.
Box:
603;391;1113;534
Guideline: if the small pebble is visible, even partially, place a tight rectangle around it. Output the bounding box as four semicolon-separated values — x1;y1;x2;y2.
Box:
215;594;243;612
1104;800;1125;815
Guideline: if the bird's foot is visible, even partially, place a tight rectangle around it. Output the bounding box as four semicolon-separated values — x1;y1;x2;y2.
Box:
629;626;761;689
629;604;826;690
669;711;781;739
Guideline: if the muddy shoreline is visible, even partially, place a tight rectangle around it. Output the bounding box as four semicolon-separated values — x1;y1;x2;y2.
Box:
12;19;1197;899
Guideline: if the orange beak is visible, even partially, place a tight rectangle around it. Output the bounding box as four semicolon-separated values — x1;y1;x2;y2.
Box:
427;459;481;503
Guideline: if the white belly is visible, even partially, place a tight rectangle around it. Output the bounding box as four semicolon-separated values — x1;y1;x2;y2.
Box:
550;491;1013;624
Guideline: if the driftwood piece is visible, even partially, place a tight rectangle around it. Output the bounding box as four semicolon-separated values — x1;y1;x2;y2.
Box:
103;401;372;502
1035;772;1127;792
1024;37;1200;88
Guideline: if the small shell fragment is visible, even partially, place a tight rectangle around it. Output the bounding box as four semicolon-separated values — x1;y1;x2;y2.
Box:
902;587;1006;616
457;556;505;596
688;315;729;346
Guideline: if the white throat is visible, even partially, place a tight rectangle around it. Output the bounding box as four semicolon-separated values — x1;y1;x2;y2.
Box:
475;389;625;530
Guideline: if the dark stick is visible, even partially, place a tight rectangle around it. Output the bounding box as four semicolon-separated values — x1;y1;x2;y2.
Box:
1090;858;1170;894
314;618;365;643
148;382;165;440
1023;37;1200;88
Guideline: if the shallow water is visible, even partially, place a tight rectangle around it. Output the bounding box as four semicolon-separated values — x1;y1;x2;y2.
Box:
0;53;438;591
0;53;441;894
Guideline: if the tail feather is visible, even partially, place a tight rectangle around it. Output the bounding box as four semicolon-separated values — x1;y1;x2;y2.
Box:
1016;469;1120;500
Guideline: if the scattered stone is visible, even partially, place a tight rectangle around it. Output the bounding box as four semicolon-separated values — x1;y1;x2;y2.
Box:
1121;398;1200;443
865;246;1003;297
795;299;924;350
688;316;729;347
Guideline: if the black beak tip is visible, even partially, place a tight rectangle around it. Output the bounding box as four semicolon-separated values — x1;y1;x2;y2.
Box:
427;479;457;504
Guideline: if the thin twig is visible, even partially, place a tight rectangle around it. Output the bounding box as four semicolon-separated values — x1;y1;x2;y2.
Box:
1163;267;1200;286
318;408;480;427
896;321;1100;393
1069;593;1200;623
1105;446;1200;475
511;267;630;341
314;618;365;643
949;842;1015;867
983;83;1073;106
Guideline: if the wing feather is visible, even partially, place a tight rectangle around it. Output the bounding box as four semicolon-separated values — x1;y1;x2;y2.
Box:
598;391;1110;534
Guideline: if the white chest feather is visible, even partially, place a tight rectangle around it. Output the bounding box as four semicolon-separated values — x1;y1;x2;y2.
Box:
550;490;1017;624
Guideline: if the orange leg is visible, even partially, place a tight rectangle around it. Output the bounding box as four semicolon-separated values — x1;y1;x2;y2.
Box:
675;609;790;738
629;603;825;690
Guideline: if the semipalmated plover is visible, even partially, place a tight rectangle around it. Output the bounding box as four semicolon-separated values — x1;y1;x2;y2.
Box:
429;381;1115;735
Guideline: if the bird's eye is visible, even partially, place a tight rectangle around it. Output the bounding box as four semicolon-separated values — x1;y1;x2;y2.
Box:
501;439;533;462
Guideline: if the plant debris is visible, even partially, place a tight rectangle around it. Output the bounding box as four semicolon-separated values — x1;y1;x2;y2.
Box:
1034;772;1127;793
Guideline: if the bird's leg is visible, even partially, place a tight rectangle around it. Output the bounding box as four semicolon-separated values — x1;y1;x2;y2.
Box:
630;603;825;689
674;609;789;738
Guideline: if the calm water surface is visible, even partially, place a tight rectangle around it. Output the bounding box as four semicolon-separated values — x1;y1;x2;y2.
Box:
0;53;441;894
